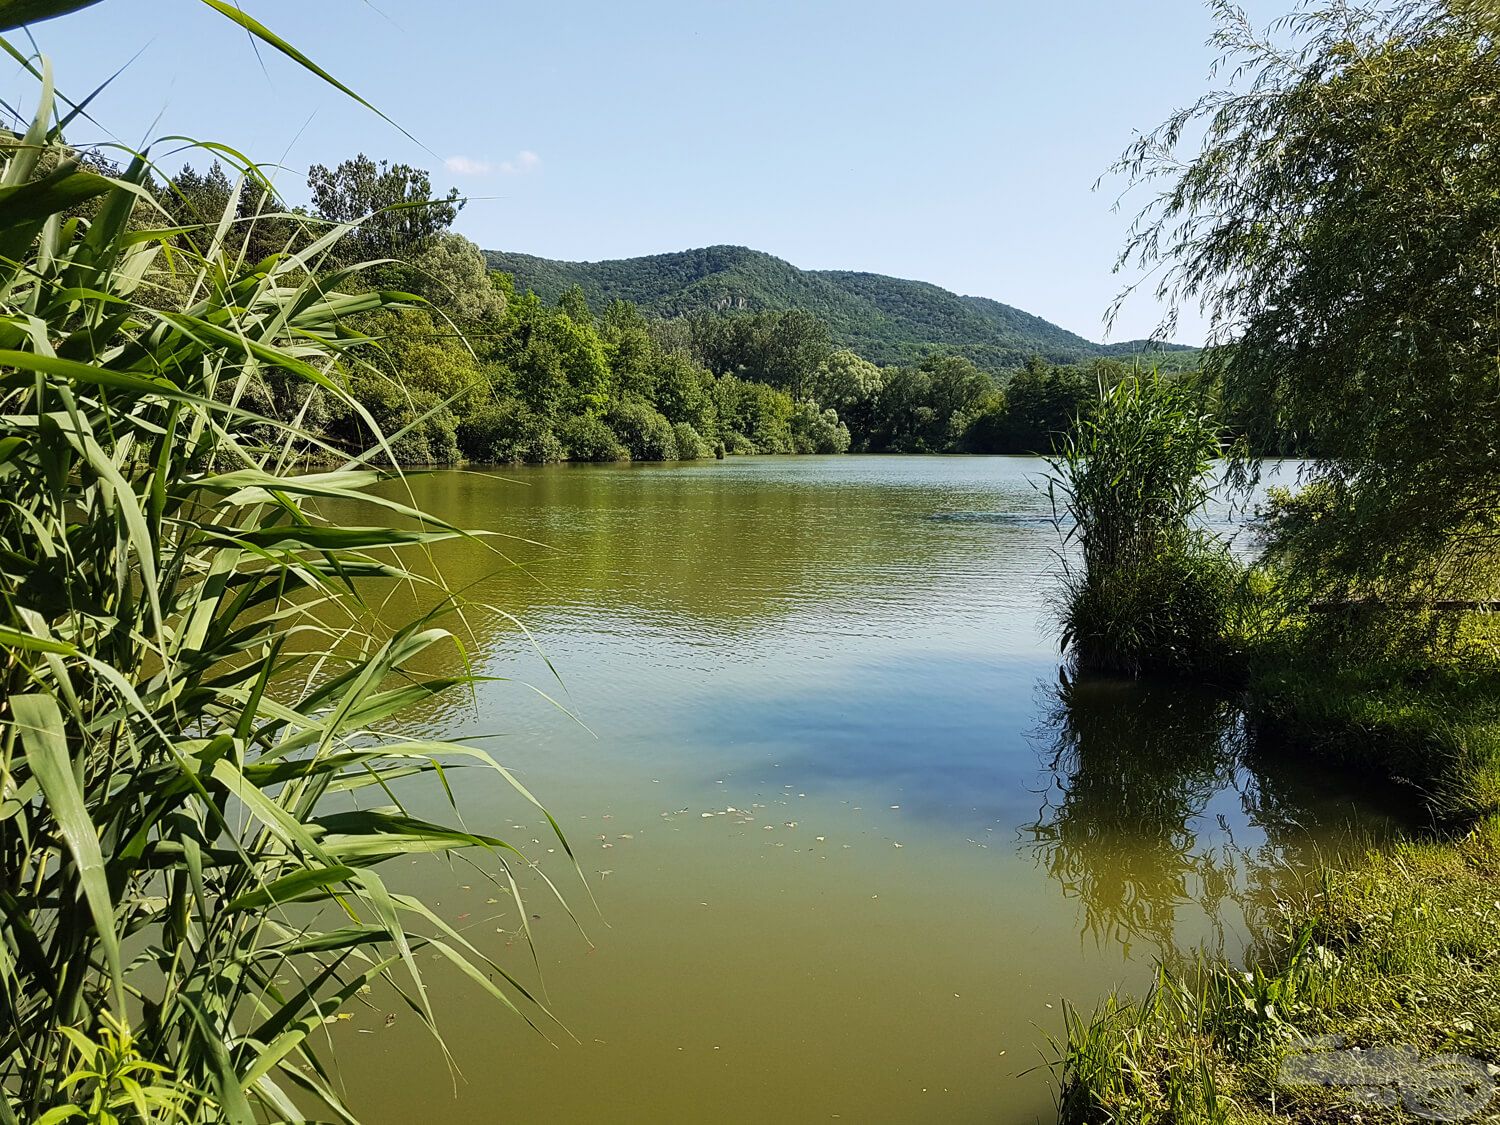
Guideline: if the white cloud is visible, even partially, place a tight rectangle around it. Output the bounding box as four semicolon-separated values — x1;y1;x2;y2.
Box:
444;155;492;175
499;150;542;176
444;150;542;178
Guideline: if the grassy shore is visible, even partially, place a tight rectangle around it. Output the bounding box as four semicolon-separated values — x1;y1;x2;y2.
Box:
1056;624;1500;1124
1247;637;1500;827
1056;812;1500;1123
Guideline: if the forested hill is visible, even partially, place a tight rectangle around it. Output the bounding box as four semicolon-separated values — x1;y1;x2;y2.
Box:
482;245;1196;370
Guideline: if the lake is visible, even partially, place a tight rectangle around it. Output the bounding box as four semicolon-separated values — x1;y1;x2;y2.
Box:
331;455;1394;1124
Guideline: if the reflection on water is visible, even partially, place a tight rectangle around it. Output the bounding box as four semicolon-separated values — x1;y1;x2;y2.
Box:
318;456;1391;1125
1029;676;1246;957
1029;674;1403;963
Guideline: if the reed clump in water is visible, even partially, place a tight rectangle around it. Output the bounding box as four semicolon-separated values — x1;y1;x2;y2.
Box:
1047;373;1241;680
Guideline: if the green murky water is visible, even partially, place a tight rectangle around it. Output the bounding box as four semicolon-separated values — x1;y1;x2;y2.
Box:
328;456;1394;1124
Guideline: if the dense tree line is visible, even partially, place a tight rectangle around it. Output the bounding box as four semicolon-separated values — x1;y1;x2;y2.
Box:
154;153;1224;466
486;245;1203;371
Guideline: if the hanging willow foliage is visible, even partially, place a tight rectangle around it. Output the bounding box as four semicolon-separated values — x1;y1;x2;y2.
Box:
1108;0;1500;616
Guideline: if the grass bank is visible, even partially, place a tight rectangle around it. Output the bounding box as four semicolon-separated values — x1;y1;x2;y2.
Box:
1246;631;1500;827
1056;613;1500;1123
1056;814;1500;1124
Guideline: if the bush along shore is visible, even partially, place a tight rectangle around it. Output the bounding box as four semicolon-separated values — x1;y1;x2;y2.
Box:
1049;1;1500;1119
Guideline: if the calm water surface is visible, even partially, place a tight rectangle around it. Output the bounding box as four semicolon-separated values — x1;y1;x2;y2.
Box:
330;456;1391;1124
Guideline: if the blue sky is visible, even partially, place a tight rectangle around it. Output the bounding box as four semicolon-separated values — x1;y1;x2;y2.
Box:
36;0;1286;344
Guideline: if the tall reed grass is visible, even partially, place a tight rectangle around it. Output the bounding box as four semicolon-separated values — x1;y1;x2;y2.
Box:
0;60;573;1123
1047;374;1238;678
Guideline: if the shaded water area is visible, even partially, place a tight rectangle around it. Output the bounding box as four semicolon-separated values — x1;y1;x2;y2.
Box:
327;456;1400;1124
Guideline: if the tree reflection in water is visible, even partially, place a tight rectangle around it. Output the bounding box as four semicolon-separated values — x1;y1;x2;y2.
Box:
1028;673;1253;958
1029;673;1402;961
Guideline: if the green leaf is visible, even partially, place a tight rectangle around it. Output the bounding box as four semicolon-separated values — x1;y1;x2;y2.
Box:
0;165;114;226
32;1108;84;1125
224;865;358;912
312;809;508;860
0;624;77;655
10;693;124;1007
0;1;101;30
0;348;180;397
215;525;469;551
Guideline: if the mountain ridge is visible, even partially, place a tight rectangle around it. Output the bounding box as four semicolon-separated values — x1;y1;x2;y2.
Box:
483;244;1195;370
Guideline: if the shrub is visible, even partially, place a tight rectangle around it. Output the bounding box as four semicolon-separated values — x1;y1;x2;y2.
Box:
336;370;461;465
671;421;711;460
1060;544;1240;679
607;399;678;461
715;374;793;453
459;400;562;463
789;401;851;454
557;413;628;461
1049;375;1238;677
724;431;757;456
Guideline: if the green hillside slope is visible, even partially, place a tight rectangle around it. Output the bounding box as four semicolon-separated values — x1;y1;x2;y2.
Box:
483;245;1196;369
